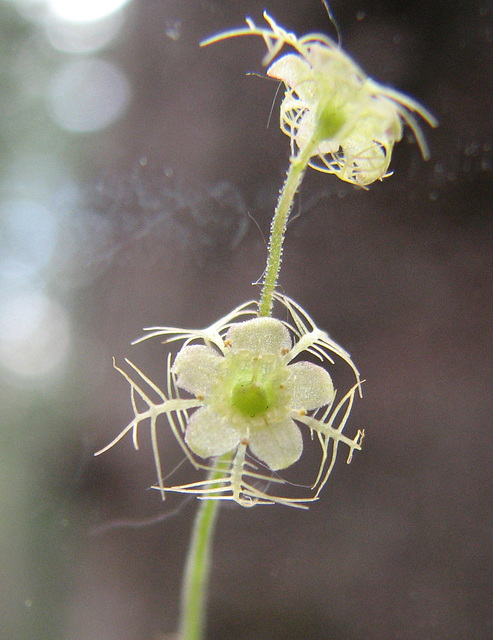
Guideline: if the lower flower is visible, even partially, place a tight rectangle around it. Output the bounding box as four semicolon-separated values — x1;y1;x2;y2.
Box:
96;294;364;508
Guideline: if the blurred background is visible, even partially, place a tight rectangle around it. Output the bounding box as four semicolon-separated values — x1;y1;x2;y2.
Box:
0;0;491;639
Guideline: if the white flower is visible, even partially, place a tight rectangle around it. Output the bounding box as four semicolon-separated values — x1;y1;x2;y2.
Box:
202;13;438;187
96;294;364;508
172;317;334;470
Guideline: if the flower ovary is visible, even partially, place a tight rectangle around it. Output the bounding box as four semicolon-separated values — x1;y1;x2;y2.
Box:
315;101;346;141
232;381;269;417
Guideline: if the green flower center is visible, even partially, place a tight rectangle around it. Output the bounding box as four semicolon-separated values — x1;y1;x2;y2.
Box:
315;101;346;140
211;350;292;430
231;381;269;417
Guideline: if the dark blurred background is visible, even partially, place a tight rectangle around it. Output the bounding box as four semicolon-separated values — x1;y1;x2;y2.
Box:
1;0;491;639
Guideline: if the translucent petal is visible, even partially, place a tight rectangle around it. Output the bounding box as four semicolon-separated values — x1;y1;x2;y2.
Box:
267;53;316;103
185;406;241;458
226;317;291;355
307;44;364;87
249;419;303;470
288;361;334;410
172;344;221;396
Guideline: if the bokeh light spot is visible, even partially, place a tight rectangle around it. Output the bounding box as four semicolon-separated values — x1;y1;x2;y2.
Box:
47;0;131;23
46;10;124;53
0;199;57;284
0;293;70;379
47;58;131;132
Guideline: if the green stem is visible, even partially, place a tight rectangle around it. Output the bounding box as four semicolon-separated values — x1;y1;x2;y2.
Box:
178;459;229;640
258;142;317;317
178;141;316;640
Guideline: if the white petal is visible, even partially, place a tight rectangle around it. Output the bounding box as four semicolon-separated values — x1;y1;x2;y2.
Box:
249;419;303;470
267;54;315;104
307;43;362;86
172;345;221;396
289;361;334;410
185;406;241;458
226;317;291;355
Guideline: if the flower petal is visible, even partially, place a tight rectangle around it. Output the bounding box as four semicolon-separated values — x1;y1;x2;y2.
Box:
226;317;291;355
249;419;303;470
288;361;334;410
185;406;241;458
172;345;221;396
267;53;315;103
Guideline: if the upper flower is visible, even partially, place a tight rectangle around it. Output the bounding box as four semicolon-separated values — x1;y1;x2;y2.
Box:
202;12;438;187
96;294;364;508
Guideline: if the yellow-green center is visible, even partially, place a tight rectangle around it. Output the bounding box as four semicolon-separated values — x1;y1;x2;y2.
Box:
231;382;269;417
315;101;346;140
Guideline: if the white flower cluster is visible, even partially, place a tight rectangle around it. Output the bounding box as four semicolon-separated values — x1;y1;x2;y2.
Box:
203;12;437;187
97;295;363;508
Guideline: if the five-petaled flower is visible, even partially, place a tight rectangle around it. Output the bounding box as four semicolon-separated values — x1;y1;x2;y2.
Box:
96;295;364;508
202;12;437;187
173;316;335;471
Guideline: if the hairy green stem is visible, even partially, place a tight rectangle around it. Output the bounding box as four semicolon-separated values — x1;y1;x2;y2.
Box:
259;142;316;317
178;458;230;640
179;141;316;640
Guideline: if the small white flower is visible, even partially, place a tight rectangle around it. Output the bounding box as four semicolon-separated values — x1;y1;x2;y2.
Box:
96;295;364;508
203;13;438;187
172;317;334;470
